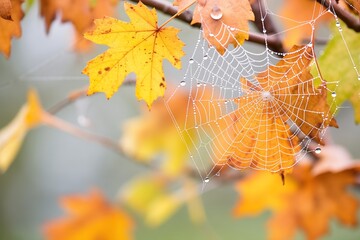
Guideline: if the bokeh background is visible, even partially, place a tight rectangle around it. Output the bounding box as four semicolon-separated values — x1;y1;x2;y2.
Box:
1;1;360;239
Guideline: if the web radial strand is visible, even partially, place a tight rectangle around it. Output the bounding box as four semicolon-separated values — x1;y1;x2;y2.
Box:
165;0;345;181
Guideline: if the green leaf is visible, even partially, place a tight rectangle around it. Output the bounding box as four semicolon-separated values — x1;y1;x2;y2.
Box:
317;22;360;123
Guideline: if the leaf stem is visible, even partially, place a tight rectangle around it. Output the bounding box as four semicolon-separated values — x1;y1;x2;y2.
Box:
158;0;196;29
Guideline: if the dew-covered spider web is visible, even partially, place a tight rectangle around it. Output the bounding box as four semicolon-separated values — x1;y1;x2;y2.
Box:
165;0;360;181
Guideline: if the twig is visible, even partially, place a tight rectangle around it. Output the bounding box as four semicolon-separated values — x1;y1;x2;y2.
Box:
129;0;285;53
317;0;360;32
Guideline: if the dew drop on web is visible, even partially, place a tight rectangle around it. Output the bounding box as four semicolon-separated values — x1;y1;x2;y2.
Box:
315;147;322;154
210;5;223;20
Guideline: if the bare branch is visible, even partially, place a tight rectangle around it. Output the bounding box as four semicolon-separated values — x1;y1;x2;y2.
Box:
317;0;360;32
129;0;285;53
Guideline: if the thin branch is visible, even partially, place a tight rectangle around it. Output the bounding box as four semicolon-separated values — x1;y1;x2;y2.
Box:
317;0;360;32
129;0;285;53
251;0;285;52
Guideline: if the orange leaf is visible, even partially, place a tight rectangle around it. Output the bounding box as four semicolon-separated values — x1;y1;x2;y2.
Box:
43;190;134;240
234;159;360;240
174;0;254;54
0;0;23;57
211;45;337;173
279;0;332;49
40;0;118;50
0;0;12;20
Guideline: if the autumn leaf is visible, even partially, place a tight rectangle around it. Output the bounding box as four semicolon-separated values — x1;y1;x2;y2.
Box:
43;189;134;240
234;159;360;240
174;0;254;53
211;45;337;173
83;2;185;108
0;89;44;172
279;0;332;49
40;0;118;50
317;22;360;123
0;0;23;57
0;0;12;20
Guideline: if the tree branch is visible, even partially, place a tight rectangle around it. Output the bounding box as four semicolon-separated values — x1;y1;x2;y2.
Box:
317;0;360;32
130;0;285;53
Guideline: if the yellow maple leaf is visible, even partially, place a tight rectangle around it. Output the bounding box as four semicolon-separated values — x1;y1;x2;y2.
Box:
0;89;44;172
43;189;134;240
174;0;254;54
82;2;185;108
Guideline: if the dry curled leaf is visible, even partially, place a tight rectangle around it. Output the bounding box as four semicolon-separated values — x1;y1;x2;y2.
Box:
0;0;23;57
212;45;337;173
83;2;185;108
174;0;254;53
43;190;134;240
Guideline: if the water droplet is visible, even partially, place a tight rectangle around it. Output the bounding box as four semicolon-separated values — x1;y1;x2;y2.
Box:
216;171;221;177
338;27;343;32
189;58;194;64
180;80;186;86
229;27;236;31
336;21;340;27
315;147;322;154
209;33;215;37
197;82;202;87
358;76;360;81
263;29;267;33
307;43;313;48
195;125;199;129
210;5;223;20
203;55;208;60
331;91;336;97
204;177;210;183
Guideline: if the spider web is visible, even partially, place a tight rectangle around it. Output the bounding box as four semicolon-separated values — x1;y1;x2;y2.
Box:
165;0;357;181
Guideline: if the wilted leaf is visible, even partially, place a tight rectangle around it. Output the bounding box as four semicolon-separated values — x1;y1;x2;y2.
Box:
212;45;337;173
317;23;360;123
83;2;185;108
279;0;332;49
174;0;254;53
0;90;44;173
234;159;360;240
0;0;23;57
43;190;134;240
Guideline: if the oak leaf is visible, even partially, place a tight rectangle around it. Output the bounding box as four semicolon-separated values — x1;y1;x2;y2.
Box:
83;2;185;108
317;23;360;123
0;89;44;173
0;0;23;57
279;0;332;49
212;45;337;173
234;160;360;240
174;0;254;53
43;190;134;240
